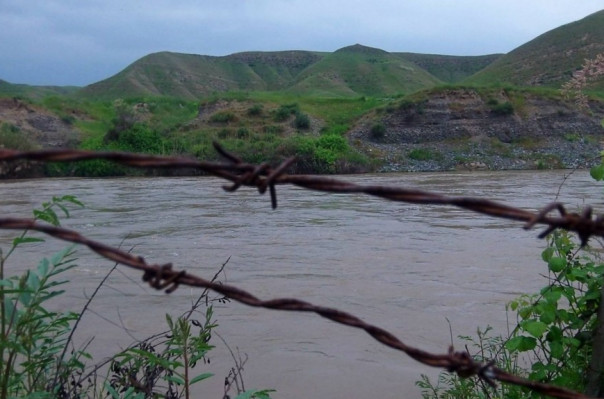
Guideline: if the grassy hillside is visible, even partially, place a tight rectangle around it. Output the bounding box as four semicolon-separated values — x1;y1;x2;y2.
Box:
465;9;604;88
287;44;442;97
394;53;502;83
78;45;442;100
78;51;326;100
0;79;79;100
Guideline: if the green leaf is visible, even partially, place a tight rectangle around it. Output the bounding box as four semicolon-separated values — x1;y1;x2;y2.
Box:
164;375;185;385
530;362;548;380
518;306;533;320
128;348;174;370
542;287;562;304
505;336;537;352
190;372;213;384
591;164;604;181
548;257;566;273
539;309;556;324
59;195;84;208
546;326;563;342
55;203;71;218
26;270;41;291
234;390;276;399
521;320;548;338
37;259;49;277
13;236;45;246
33;209;60;226
541;247;554;262
549;340;564;359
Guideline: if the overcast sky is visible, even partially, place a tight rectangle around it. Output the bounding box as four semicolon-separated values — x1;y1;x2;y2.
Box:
1;1;602;87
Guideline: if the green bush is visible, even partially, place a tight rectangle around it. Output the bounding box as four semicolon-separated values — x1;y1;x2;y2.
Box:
294;112;310;130
116;123;164;154
417;228;604;398
0;123;36;150
237;127;250;138
274;103;299;122
408;148;434;161
489;101;514;116
247;104;263;116
209;111;236;124
370;123;386;140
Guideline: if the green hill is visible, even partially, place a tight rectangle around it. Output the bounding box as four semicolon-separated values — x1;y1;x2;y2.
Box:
78;51;325;100
0;79;79;99
394;53;502;83
78;45;442;100
465;9;604;88
6;9;604;102
288;44;442;97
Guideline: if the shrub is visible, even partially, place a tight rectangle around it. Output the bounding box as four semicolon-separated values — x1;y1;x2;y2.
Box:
115;123;164;154
489;101;514;116
274;104;299;122
209;111;236;124
294;112;310;130
0;123;35;151
237;127;250;138
247;104;263;116
408;148;436;161
317;133;348;153
370;123;386;140
418;230;601;398
60;114;76;125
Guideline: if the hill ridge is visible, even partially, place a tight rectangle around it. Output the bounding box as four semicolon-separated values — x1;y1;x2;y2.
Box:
2;9;603;100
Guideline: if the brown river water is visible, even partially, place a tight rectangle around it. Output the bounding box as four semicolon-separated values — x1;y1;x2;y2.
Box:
0;170;602;398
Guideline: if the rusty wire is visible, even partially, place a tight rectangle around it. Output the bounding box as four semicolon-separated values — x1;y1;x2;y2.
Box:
2;145;604;398
2;144;604;245
0;217;596;399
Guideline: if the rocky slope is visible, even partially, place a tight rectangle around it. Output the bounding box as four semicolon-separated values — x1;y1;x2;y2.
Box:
0;97;79;148
0;97;80;177
350;89;604;172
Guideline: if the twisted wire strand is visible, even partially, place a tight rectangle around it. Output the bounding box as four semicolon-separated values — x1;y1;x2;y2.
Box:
2;145;604;398
0;218;596;399
2;145;604;244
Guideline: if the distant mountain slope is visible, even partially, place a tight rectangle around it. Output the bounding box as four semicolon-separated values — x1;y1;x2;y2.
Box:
465;9;604;88
78;51;324;100
78;45;442;100
288;44;442;97
394;53;502;83
29;8;604;101
0;79;79;99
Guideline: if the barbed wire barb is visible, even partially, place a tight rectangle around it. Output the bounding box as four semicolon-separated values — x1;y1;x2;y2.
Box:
2;146;604;398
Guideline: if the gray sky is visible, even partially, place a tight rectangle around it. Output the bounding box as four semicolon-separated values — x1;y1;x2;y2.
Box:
1;1;603;87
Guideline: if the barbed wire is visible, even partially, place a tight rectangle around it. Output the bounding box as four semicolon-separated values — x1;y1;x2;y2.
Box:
2;144;603;246
2;145;604;398
0;218;596;399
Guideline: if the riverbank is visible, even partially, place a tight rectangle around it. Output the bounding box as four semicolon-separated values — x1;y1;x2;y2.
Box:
349;89;604;173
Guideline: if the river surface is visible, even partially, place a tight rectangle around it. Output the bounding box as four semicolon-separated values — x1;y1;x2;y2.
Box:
0;170;602;398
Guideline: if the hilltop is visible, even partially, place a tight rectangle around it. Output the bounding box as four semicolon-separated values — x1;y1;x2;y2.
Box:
1;9;603;177
75;44;445;100
0;9;602;101
466;10;604;88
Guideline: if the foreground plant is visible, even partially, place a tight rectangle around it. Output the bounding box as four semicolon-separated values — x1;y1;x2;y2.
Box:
417;229;603;398
0;196;273;398
0;195;86;398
